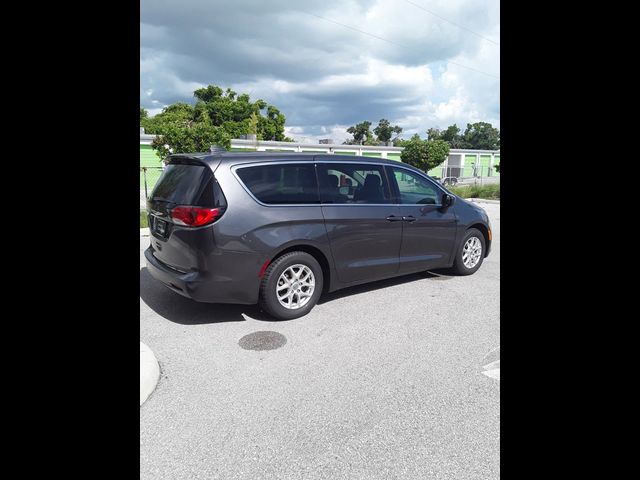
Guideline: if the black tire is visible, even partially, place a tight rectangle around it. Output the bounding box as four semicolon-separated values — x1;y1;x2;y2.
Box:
451;228;486;276
259;251;324;320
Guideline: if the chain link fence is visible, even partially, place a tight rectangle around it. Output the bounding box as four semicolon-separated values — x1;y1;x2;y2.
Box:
433;164;500;187
140;167;164;208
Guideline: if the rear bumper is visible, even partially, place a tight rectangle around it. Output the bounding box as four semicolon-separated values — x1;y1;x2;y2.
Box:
144;247;260;304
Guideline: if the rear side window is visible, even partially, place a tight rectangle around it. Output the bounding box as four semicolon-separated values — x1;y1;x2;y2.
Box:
150;163;225;207
235;163;319;204
317;163;392;204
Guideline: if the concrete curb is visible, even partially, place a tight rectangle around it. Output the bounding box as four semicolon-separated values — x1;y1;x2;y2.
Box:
468;198;500;204
140;228;150;236
140;341;160;406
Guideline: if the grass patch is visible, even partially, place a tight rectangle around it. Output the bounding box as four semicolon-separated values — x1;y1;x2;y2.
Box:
450;183;500;200
140;210;149;228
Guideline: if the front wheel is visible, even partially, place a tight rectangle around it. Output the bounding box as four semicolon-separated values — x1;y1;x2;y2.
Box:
259;251;323;320
451;228;486;275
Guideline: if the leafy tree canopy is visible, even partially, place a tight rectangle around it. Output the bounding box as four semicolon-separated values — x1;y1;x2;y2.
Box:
427;124;464;148
151;123;231;159
344;121;374;145
426;122;498;150
441;124;462;147
141;84;292;159
426;128;442;141
345;119;403;145
393;137;409;147
373;118;402;144
462;122;500;150
400;134;450;173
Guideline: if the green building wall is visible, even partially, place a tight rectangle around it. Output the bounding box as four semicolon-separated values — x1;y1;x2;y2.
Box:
140;144;161;167
140;144;500;190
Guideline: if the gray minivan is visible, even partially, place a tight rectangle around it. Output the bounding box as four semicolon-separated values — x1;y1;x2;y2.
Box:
145;152;491;320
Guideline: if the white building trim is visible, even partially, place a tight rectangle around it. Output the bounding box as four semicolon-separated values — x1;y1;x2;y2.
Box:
140;134;500;174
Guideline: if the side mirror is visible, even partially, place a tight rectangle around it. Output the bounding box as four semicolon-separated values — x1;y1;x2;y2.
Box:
442;194;455;208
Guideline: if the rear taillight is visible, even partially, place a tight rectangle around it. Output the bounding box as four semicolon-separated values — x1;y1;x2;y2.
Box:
170;206;221;227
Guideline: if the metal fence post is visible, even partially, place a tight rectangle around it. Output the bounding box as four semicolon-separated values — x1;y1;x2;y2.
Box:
143;167;148;200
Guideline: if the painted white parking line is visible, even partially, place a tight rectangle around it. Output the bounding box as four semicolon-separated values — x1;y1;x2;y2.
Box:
481;359;500;380
482;359;500;371
482;367;500;380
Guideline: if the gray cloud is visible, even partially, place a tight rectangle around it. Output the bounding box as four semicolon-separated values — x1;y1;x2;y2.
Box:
141;0;500;142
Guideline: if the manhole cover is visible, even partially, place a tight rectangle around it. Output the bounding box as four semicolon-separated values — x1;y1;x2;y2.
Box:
481;347;500;380
239;331;287;351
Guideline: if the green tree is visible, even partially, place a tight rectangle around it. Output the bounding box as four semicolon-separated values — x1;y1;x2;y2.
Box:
248;112;259;136
191;86;288;141
151;123;231;159
441;124;464;148
344;121;374;145
427;124;464;147
258;105;288;141
374;119;402;144
140;107;148;123
462;122;500;150
426;128;442;141
143;102;196;134
400;134;450;173
363;134;380;146
146;103;231;157
424;139;451;170
144;84;292;159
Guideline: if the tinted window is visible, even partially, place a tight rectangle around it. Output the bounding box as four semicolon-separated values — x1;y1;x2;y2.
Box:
151;164;214;205
391;167;441;205
236;163;319;204
318;163;392;204
210;178;227;208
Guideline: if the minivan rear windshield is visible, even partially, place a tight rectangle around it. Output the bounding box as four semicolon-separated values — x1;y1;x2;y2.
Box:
150;164;213;205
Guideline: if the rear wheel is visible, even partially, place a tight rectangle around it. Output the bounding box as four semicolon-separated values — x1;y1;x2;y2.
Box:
451;228;485;275
259;251;323;320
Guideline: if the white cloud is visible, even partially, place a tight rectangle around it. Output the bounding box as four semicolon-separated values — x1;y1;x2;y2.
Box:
141;0;500;140
286;124;351;144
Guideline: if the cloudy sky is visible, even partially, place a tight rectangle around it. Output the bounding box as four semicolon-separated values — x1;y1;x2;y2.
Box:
140;0;500;143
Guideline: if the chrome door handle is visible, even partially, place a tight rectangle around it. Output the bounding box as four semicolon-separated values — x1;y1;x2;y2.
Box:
386;215;403;222
403;216;416;222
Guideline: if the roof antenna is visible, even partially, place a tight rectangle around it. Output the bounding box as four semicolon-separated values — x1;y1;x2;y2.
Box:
209;145;227;154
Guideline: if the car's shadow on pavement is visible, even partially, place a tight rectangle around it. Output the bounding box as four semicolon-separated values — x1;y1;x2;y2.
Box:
140;268;272;325
317;270;451;304
140;268;453;325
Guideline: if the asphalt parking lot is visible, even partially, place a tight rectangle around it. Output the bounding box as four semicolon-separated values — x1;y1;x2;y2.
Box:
140;203;500;480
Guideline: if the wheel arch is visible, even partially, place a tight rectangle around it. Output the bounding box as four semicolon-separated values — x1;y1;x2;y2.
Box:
468;223;491;257
269;244;333;293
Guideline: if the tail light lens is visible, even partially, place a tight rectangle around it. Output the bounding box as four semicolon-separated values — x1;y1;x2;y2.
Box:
170;206;222;227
